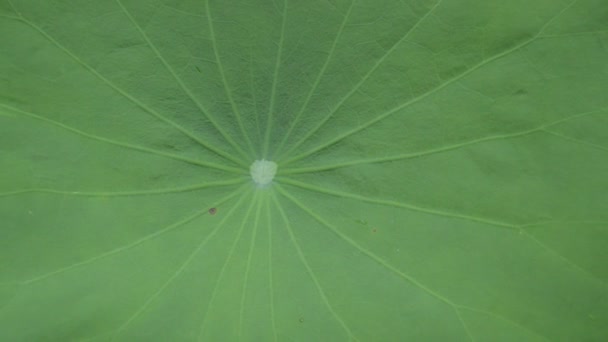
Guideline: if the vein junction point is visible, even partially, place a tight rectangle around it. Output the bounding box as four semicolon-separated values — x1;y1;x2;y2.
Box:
250;159;277;186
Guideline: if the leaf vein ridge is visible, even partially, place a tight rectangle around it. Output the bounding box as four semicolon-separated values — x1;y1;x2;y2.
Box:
115;0;251;163
262;0;288;157
21;189;242;285
278;0;443;161
273;0;356;159
282;0;580;165
0;104;243;173
276;184;467;334
279;178;516;229
279;107;607;172
197;190;259;340
0;179;246;198
205;0;257;158
111;187;250;339
4;12;245;167
271;191;358;341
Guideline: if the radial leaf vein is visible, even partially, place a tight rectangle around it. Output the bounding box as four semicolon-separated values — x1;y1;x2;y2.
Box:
205;0;257;158
518;227;608;287
111;187;250;339
282;0;578;165
198;191;260;340
263;0;288;158
5;0;21;16
115;0;251;163
542;129;608;152
238;193;265;339
454;308;474;342
275;185;468;334
3;11;245;167
279;107;606;172
247;44;263;144
273;0;356;158
457;305;551;341
271;192;358;341
0;104;243;173
278;178;516;229
0;178;246;198
277;0;442;161
265;197;278;342
20;188;244;285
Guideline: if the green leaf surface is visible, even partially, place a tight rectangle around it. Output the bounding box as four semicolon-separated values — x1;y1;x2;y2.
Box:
1;0;607;340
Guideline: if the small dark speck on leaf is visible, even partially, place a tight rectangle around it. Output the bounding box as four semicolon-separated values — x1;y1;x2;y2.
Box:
195;66;202;73
299;317;304;323
209;208;217;215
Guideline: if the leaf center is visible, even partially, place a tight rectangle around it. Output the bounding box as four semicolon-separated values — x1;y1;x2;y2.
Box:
249;160;278;186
